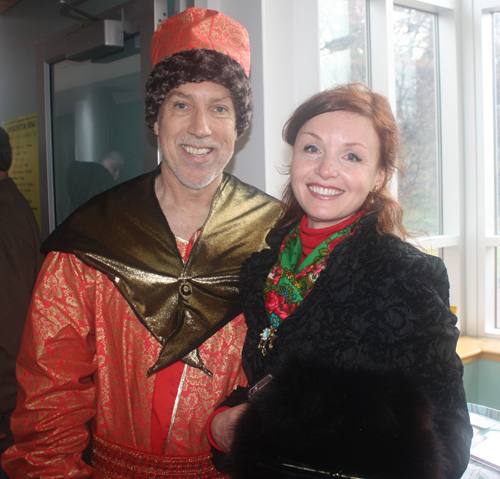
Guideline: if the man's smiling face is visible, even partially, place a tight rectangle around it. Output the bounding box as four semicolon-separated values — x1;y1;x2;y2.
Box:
154;81;237;190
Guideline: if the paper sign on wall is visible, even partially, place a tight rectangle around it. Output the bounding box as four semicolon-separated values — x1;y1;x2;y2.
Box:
3;114;41;232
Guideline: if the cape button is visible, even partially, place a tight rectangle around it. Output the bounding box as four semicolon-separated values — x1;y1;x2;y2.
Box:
180;282;192;299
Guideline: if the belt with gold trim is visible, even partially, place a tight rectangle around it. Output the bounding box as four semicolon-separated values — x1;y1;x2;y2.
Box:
91;433;229;478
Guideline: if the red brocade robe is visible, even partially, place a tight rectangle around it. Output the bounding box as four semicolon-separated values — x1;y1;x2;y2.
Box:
3;252;247;478
1;171;280;478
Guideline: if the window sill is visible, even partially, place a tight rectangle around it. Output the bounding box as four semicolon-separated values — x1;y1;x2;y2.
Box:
457;336;500;364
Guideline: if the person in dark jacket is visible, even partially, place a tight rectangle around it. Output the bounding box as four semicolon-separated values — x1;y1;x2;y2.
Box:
209;84;472;479
0;126;43;479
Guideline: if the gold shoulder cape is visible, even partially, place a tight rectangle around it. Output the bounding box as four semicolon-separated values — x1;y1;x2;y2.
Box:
42;170;281;375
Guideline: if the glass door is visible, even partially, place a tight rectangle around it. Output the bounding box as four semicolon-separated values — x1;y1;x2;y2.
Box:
51;36;142;224
36;0;161;237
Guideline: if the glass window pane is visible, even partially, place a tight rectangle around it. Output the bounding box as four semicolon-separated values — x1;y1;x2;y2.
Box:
493;14;500;330
319;0;368;89
394;6;440;235
51;35;143;225
494;12;500;234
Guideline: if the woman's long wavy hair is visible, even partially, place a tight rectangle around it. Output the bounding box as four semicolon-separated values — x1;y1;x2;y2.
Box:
145;49;252;138
275;83;408;240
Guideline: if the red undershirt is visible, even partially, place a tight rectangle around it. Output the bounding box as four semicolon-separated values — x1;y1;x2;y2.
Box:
298;212;363;263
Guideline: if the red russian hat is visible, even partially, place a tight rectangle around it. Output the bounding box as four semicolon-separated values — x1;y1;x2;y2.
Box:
150;7;250;77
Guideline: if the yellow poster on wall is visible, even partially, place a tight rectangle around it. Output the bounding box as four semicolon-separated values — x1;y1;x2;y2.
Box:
3;114;41;231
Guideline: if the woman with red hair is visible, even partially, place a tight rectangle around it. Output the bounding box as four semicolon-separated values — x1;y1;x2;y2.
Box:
210;84;472;479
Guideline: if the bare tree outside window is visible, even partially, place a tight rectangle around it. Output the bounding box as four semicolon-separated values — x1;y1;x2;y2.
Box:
394;6;441;236
319;0;367;89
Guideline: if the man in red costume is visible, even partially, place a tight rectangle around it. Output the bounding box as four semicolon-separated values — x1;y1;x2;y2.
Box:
1;8;280;479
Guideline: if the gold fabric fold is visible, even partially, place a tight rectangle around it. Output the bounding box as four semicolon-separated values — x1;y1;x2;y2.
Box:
42;169;281;375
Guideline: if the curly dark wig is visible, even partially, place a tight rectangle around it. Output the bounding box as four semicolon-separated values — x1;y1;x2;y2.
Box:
145;49;252;138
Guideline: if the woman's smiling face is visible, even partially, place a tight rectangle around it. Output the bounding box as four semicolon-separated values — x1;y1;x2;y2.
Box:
290;110;385;229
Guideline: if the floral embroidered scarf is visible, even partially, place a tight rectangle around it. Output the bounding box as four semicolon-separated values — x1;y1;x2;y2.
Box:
259;212;364;355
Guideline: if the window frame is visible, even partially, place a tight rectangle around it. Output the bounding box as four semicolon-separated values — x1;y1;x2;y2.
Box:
471;1;500;337
370;0;465;329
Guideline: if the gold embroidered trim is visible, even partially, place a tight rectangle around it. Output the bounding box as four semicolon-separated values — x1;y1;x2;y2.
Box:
92;434;228;478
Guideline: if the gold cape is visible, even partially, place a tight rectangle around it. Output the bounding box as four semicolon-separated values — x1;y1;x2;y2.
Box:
42;169;281;375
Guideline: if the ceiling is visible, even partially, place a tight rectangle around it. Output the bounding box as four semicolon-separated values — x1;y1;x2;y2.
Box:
0;0;22;16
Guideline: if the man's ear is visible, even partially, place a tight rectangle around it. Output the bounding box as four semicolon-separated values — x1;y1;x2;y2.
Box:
153;121;159;136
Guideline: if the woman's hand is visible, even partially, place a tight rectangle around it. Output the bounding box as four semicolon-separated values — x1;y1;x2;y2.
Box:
210;403;248;454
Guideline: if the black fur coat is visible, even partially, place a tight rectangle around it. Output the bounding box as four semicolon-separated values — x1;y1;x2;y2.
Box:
230;355;448;479
225;215;472;479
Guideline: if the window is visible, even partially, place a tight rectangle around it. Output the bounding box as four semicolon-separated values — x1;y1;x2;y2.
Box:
470;6;500;336
319;0;368;88
319;2;443;236
51;46;142;226
491;11;500;329
495;12;500;237
318;0;465;330
394;6;440;236
267;0;500;336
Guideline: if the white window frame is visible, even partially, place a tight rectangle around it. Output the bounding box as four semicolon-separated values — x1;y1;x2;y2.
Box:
465;0;500;338
371;0;465;330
